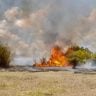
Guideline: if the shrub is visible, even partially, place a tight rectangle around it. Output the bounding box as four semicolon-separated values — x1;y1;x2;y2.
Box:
0;44;11;68
65;45;93;68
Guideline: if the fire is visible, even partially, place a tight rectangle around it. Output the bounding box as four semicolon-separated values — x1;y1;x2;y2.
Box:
34;45;71;67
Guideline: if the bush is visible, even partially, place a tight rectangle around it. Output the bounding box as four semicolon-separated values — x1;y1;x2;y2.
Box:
0;44;11;68
65;45;93;68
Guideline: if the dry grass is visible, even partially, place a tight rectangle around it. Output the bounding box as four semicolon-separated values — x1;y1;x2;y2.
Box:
0;71;96;96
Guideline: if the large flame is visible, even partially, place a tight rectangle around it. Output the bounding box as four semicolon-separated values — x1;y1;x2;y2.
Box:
34;45;71;67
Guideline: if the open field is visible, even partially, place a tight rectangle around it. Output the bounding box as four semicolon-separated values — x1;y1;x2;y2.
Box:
0;71;96;96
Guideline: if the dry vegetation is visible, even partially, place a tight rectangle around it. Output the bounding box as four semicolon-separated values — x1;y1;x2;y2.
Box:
0;44;11;68
0;72;96;96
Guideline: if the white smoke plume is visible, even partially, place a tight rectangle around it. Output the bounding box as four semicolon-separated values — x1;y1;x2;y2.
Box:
15;18;32;28
5;7;22;21
0;0;96;65
72;9;96;52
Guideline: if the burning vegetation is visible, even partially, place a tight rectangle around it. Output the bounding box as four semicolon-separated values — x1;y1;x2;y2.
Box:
33;45;96;68
33;45;70;67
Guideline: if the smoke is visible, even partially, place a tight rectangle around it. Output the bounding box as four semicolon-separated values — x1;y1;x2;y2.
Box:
0;0;96;65
4;7;22;21
72;9;96;52
12;57;33;65
77;60;96;69
15;18;32;28
15;7;48;28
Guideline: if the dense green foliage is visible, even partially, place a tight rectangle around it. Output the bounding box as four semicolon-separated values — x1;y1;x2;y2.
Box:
92;53;96;59
0;43;11;68
65;45;94;68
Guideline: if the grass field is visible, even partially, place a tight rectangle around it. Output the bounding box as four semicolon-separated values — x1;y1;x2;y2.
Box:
0;71;96;96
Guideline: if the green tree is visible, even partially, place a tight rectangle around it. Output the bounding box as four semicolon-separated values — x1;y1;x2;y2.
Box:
66;45;93;68
92;53;96;59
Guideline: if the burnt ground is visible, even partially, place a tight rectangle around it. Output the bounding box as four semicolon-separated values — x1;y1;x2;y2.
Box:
0;66;96;74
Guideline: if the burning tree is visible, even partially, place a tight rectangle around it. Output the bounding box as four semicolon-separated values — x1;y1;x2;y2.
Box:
33;45;94;68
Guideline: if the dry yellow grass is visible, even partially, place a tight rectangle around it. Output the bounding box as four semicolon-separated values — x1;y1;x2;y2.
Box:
0;71;96;96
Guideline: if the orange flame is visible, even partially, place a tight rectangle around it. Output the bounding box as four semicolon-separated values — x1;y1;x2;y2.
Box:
34;45;71;67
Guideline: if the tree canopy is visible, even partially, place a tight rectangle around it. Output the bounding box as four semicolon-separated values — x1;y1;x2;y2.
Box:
65;45;94;68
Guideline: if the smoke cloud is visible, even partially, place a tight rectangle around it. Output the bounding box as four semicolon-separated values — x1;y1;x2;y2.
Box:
5;7;22;21
0;0;96;63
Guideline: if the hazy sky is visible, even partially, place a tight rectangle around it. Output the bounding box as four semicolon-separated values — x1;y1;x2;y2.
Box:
0;0;96;60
